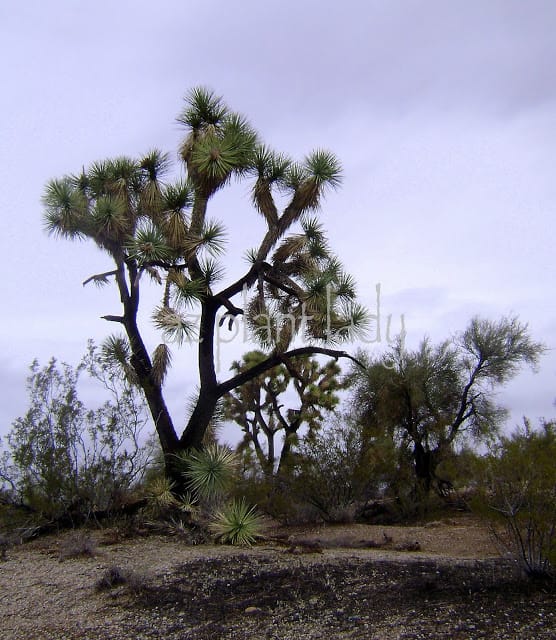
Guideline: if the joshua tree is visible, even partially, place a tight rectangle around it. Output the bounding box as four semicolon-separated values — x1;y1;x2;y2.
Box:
223;351;347;476
43;87;366;473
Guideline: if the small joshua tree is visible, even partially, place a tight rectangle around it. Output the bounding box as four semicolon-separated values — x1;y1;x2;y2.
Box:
223;351;347;476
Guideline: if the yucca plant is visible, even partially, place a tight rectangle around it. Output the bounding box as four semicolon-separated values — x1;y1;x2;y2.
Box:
210;498;263;546
179;444;238;502
145;476;179;514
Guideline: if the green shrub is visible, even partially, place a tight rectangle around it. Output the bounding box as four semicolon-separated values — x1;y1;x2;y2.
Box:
0;342;156;524
232;470;323;525
294;420;375;522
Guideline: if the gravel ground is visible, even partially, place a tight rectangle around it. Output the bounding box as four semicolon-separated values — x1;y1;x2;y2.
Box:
1;518;554;639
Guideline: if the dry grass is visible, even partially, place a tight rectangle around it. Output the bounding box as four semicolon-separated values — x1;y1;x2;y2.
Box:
58;531;97;560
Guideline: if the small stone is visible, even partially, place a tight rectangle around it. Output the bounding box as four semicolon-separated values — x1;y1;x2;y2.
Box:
244;606;264;616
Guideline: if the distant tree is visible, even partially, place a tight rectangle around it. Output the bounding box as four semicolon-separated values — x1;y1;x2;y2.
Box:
42;87;367;476
0;342;156;521
349;316;545;497
223;351;347;476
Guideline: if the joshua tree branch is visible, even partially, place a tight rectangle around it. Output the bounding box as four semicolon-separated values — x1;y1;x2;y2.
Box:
101;314;125;323
217;347;365;397
263;272;305;299
83;270;117;287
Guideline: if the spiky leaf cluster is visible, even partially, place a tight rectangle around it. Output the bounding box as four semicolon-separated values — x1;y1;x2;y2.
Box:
210;498;263;546
244;214;368;350
177;444;238;501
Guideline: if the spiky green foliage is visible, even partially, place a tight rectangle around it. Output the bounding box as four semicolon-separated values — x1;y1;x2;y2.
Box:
183;219;227;257
199;257;225;286
304;149;342;189
177;86;228;130
146;475;179;510
210;498;263;546
100;334;138;384
140;149;171;182
171;274;206;308
43;178;87;239
178;89;258;197
252;145;291;183
180;444;238;500
101;334;131;365
162;180;193;212
127;224;174;264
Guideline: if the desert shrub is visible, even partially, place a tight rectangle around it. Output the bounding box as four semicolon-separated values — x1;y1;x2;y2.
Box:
435;446;485;504
0;534;9;560
232;471;311;524
293;419;376;522
0;342;156;524
95;565;128;591
95;565;149;593
474;419;556;578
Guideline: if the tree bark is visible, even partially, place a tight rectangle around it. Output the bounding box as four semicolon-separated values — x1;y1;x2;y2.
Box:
107;253;180;461
413;440;433;494
179;300;219;450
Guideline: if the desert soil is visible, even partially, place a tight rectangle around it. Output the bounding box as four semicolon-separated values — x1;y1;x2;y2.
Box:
1;514;555;639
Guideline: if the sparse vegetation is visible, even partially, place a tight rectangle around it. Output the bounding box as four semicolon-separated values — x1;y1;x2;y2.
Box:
0;534;8;560
1;83;551;640
95;565;149;593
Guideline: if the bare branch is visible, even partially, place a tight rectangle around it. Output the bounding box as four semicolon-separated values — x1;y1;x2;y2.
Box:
216;264;259;303
215;296;244;322
101;314;125;324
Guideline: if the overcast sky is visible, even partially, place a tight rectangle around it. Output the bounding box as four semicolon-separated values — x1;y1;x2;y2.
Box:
1;0;555;443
